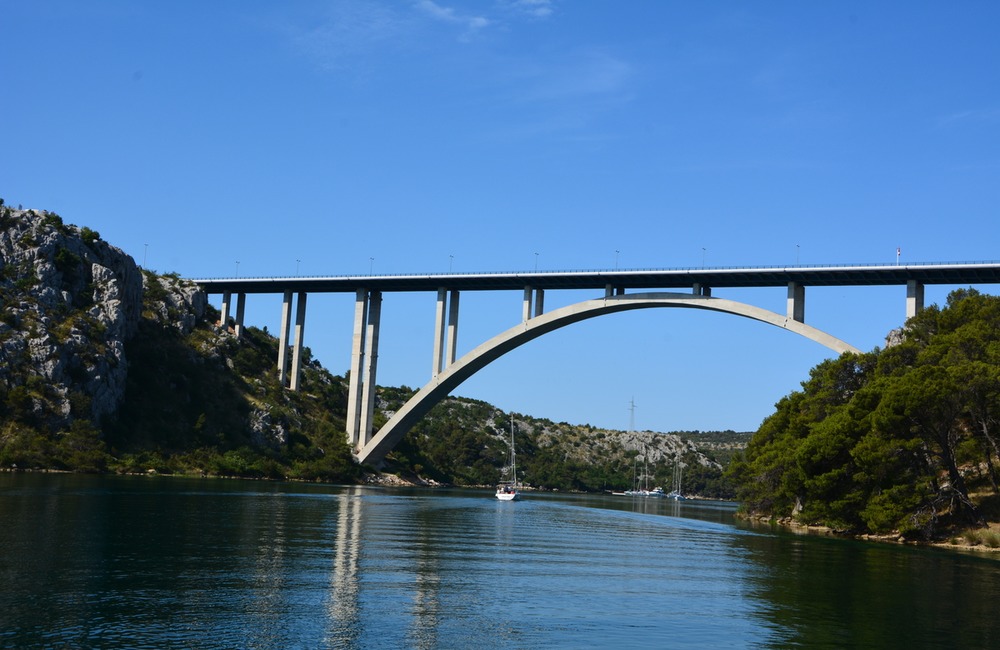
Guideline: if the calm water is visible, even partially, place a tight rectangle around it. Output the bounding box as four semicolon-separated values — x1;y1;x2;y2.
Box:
2;474;999;649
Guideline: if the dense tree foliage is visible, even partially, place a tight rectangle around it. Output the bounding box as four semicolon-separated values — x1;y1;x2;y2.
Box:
728;289;1000;539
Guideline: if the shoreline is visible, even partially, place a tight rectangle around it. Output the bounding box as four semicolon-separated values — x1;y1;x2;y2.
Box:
740;512;1000;555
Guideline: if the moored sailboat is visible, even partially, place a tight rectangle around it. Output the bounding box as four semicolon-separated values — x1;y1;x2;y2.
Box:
667;460;685;500
496;415;520;501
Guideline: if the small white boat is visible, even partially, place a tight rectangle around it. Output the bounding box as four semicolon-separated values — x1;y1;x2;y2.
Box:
496;484;518;501
496;415;520;501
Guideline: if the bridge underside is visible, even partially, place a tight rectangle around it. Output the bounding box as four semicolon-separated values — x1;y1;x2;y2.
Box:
355;291;860;466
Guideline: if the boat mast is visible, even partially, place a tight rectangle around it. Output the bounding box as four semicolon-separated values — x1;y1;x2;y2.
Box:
510;414;516;487
628;398;639;492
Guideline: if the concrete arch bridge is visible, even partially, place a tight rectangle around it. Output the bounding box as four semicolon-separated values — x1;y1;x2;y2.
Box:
193;262;1000;465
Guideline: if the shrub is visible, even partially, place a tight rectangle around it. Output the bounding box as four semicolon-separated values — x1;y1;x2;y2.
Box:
42;212;65;229
14;268;38;292
54;247;81;277
80;227;100;246
55;420;108;472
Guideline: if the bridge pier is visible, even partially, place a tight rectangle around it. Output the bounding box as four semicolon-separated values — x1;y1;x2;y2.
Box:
346;290;368;449
907;280;924;319
447;290;460;366
289;292;307;391
693;283;711;296
522;287;545;320
218;291;247;336
433;289;447;377
277;290;293;385
787;282;805;323
219;291;231;327
234;293;246;337
432;289;461;378
359;291;382;448
275;291;308;390
346;289;382;451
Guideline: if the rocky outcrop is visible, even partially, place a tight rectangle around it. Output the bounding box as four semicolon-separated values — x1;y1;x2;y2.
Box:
0;202;183;428
141;272;207;336
493;412;722;472
885;327;905;348
248;405;291;449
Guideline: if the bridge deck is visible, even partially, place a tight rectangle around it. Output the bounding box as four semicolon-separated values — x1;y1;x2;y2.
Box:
192;262;1000;294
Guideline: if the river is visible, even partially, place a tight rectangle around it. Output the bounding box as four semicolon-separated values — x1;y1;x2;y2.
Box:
1;474;998;648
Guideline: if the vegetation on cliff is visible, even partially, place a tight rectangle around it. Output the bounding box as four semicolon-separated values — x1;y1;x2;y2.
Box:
727;289;1000;540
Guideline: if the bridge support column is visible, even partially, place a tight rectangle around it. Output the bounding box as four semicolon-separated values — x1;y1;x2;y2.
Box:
277;290;293;386
234;293;246;338
523;287;545;320
787;282;805;323
446;289;460;366
433;289;447;377
219;291;232;328
907;280;925;319
359;291;382;447
347;289;369;449
605;284;613;298
693;284;711;296
433;289;461;377
289;292;308;391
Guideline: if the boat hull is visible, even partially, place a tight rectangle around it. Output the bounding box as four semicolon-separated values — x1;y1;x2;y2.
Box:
496;488;519;501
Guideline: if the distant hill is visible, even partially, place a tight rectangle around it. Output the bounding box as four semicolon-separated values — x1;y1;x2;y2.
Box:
0;199;737;497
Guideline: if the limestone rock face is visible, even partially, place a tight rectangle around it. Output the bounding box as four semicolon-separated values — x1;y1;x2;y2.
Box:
885;327;905;348
249;406;291;449
0;204;170;428
142;272;207;336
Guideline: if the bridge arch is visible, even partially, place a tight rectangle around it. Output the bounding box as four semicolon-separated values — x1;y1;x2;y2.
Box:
357;291;860;465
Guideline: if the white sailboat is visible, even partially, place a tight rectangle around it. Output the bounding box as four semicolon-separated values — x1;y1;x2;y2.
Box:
667;460;685;500
496;415;520;501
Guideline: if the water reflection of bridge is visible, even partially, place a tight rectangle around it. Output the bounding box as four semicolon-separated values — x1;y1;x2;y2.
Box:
326;489;361;647
325;488;446;649
193;263;1000;464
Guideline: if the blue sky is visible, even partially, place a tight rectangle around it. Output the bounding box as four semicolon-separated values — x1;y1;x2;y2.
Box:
3;1;1000;434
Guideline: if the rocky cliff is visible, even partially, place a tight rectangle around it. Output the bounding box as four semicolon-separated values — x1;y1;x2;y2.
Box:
0;201;203;429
